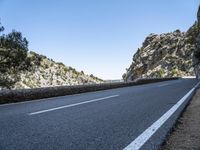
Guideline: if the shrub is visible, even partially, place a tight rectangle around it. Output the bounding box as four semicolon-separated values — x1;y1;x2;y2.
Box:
157;68;165;77
0;22;31;88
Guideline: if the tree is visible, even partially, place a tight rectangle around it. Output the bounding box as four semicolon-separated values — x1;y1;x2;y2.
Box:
0;22;30;88
90;74;94;78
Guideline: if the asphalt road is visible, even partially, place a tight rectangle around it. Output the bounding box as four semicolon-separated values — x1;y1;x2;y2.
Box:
0;79;198;150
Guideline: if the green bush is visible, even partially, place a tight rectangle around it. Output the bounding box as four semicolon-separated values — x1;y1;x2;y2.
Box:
158;68;165;77
0;22;31;88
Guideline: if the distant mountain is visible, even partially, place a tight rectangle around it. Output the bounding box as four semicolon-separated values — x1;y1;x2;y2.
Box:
123;20;199;81
14;51;103;89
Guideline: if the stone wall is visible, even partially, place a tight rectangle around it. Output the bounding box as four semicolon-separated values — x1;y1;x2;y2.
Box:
0;78;179;104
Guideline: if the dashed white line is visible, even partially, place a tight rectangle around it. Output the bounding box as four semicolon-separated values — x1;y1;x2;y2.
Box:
157;83;170;87
123;81;200;150
157;80;182;87
0;89;108;107
28;94;119;115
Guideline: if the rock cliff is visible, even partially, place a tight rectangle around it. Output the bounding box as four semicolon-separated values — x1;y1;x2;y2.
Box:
123;22;199;81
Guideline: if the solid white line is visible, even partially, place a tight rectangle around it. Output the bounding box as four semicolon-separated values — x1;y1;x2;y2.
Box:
123;81;200;150
28;95;119;115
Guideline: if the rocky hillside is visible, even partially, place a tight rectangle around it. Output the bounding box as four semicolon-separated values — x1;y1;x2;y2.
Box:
123;21;199;81
14;51;103;89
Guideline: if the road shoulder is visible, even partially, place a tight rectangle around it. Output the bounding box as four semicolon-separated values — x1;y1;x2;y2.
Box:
161;88;200;150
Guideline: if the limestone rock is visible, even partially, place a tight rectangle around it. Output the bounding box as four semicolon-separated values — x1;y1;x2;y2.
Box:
14;51;103;89
123;25;198;81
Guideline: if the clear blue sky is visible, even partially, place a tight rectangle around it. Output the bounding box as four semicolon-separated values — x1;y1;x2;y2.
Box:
0;0;199;79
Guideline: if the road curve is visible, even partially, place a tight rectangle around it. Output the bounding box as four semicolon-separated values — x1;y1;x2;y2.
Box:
0;79;198;150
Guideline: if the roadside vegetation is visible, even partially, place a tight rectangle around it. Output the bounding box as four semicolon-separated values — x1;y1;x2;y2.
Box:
0;22;30;88
0;22;103;89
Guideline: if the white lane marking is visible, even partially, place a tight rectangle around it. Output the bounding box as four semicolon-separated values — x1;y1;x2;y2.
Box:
157;83;170;87
123;81;200;150
0;89;108;107
28;95;119;115
157;80;182;87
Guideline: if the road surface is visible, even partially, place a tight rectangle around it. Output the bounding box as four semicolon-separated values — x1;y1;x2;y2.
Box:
0;79;198;150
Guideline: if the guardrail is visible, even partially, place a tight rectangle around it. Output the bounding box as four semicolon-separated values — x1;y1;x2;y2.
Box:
0;77;179;104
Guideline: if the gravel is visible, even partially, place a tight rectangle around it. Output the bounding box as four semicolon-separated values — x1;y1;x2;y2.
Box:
161;88;200;150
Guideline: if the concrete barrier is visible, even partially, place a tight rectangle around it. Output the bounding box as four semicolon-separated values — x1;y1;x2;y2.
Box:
0;77;179;104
